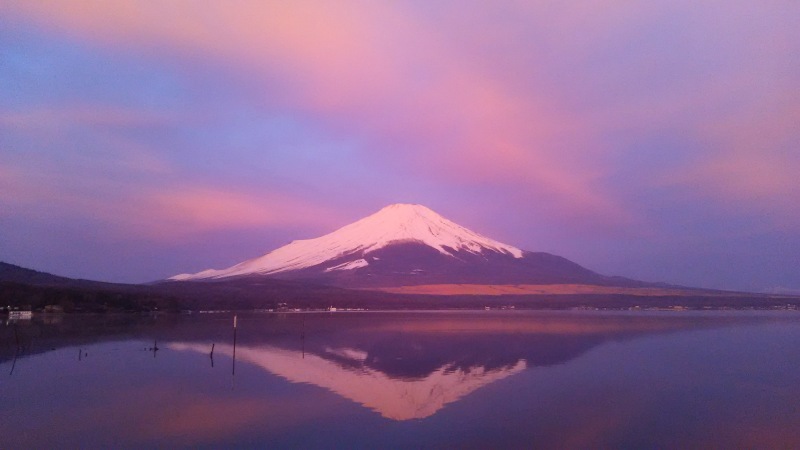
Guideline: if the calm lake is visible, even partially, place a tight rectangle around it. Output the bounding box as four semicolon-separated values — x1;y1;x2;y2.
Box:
2;310;800;448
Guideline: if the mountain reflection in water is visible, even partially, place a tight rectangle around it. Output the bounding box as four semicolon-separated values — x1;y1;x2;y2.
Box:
3;311;800;449
174;311;757;420
172;342;526;420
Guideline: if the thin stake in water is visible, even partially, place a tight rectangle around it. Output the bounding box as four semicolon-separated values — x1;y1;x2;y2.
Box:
10;325;21;376
232;315;238;376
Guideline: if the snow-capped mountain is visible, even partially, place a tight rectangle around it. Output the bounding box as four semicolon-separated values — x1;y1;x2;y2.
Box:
171;204;522;280
170;203;614;287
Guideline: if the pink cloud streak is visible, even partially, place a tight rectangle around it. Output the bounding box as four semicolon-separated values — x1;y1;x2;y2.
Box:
3;0;798;231
0;160;344;241
1;1;629;222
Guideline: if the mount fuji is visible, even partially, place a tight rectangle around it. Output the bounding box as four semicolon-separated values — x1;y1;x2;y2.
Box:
170;203;632;288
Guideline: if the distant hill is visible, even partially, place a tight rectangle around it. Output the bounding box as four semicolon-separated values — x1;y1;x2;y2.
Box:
0;261;182;312
0;261;401;312
0;261;79;286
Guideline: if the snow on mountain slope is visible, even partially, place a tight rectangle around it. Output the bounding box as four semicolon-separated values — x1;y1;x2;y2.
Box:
170;203;522;281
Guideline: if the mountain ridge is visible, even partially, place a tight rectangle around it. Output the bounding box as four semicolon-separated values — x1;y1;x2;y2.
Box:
3;259;798;312
171;204;524;281
170;203;634;288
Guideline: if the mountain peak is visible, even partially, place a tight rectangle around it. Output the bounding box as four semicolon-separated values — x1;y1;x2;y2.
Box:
383;203;426;209
171;203;523;280
354;203;523;258
372;203;444;222
369;203;436;222
380;202;433;212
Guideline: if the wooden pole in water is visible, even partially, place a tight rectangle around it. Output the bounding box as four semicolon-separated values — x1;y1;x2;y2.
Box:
8;323;22;376
10;325;20;376
210;343;215;368
232;315;238;375
9;351;17;376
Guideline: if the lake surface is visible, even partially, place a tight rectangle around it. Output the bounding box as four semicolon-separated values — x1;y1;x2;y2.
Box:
2;311;800;448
